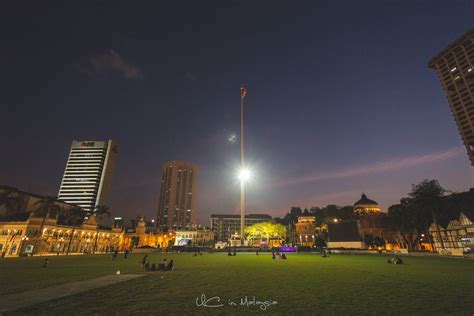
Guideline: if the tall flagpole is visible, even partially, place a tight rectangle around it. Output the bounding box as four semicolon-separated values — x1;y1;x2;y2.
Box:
240;85;245;243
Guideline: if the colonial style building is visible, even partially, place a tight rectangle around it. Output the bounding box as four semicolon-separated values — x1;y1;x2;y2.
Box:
0;212;122;257
121;217;175;250
353;193;381;214
174;228;214;246
429;210;474;254
295;209;326;246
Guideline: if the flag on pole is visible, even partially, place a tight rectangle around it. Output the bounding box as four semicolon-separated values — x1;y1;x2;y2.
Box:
241;85;247;98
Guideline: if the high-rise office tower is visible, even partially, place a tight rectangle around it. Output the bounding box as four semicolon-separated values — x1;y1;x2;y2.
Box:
428;28;474;165
58;140;118;211
157;160;197;230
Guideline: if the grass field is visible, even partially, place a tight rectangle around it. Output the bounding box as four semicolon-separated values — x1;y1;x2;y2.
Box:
1;253;474;315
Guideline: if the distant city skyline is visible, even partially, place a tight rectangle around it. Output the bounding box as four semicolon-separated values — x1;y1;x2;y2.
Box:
0;2;473;225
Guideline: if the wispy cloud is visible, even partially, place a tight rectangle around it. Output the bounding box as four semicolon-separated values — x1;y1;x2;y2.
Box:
76;50;142;80
277;146;464;186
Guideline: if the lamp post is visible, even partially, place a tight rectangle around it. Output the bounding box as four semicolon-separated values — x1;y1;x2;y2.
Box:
240;85;247;244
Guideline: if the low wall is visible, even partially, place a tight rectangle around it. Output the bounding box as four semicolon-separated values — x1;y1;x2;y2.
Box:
437;248;464;257
327;241;366;249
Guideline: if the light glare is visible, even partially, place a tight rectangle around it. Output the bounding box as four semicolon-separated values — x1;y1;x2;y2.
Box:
238;168;252;181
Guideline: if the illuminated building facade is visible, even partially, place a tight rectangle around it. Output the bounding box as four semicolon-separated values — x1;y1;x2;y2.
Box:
295;210;326;246
353;193;381;214
0;212;122;257
428;28;474;165
429;211;474;255
121;217;175;249
174;229;214;246
58;140;118;212
211;214;272;242
157;160;197;231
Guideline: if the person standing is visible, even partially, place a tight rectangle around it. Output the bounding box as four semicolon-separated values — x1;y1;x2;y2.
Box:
141;254;148;271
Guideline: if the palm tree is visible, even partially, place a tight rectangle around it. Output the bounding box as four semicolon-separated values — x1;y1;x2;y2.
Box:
91;205;111;254
0;186;24;216
32;196;63;255
64;205;86;255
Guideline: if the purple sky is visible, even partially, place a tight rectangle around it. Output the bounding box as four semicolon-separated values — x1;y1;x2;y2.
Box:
1;1;473;225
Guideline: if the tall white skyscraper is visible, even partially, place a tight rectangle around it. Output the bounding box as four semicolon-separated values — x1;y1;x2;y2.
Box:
58;140;118;211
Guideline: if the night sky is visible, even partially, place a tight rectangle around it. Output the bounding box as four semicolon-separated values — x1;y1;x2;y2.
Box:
1;1;473;225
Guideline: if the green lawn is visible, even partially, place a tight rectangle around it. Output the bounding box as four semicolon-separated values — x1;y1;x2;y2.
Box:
1;253;474;315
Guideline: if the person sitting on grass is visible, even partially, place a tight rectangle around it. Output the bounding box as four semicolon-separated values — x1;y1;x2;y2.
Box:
158;258;167;271
387;256;403;264
281;253;287;260
165;259;175;271
144;262;151;271
41;258;49;267
151;263;157;271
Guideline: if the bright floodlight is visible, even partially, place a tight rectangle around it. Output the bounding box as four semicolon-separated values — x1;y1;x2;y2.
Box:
238;168;252;182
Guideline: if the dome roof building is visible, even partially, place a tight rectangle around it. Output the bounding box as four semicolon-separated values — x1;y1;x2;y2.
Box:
354;193;381;214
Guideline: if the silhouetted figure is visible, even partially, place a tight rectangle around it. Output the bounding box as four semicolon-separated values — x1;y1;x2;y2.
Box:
141;254;148;271
158;258;167;271
281;253;287;260
144;262;150;271
124;250;129;259
272;252;276;260
233;248;237;256
165;259;174;271
113;250;118;260
256;249;259;256
41;258;49;267
151;263;157;271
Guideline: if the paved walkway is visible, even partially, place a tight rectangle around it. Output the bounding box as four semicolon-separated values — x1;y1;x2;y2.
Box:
0;274;145;313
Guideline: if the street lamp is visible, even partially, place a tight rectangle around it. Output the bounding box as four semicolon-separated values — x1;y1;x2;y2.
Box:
239;85;248;244
238;168;252;182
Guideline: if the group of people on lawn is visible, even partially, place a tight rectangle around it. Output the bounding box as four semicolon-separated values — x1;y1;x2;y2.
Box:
272;251;287;260
141;254;175;272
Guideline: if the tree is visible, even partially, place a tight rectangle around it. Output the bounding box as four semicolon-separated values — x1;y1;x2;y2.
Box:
388;199;418;250
374;236;386;248
32;196;63;255
0;186;24;216
64;205;86;254
91;205;111;254
364;234;375;248
245;222;286;246
408;179;446;249
315;235;327;250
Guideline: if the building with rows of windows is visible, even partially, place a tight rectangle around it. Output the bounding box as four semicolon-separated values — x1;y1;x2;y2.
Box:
429;28;474;165
58;140;118;212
